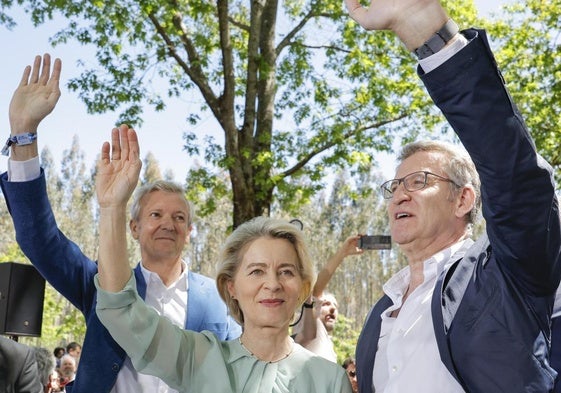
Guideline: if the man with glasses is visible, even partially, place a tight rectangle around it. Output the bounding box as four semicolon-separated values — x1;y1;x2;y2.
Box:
346;0;561;392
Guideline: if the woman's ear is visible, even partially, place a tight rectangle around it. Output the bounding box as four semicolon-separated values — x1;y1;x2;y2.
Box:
227;280;236;299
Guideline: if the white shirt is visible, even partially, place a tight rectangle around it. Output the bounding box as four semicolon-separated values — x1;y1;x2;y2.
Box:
372;239;472;393
111;263;189;393
8;157;189;393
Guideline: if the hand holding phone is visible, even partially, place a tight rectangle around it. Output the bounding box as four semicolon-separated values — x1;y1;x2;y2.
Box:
359;235;391;250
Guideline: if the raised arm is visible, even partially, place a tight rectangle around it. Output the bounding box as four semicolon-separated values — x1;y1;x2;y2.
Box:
344;0;450;51
96;125;142;292
313;235;363;297
6;54;61;160
295;235;363;344
345;0;560;291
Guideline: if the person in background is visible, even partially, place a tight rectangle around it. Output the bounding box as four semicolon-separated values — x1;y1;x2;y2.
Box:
93;124;352;392
345;0;561;392
64;343;81;368
33;347;61;393
58;355;76;389
0;336;42;393
293;235;363;362
52;347;65;372
342;357;358;393
0;54;241;393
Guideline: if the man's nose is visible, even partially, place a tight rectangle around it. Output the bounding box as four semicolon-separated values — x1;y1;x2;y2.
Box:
160;215;175;230
391;182;411;203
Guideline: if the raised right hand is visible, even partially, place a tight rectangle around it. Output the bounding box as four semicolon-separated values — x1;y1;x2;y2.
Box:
344;0;449;52
9;54;61;133
95;125;142;209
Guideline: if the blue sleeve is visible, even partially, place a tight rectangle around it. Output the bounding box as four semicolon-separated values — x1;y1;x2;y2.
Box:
0;170;98;315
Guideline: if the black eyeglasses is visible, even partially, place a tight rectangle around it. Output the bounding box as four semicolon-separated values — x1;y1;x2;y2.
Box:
380;171;459;199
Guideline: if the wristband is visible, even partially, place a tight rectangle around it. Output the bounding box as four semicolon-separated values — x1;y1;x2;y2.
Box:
303;301;314;309
414;19;459;60
1;132;38;156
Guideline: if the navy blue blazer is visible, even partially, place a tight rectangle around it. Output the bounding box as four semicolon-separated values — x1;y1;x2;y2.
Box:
356;30;561;393
0;172;242;393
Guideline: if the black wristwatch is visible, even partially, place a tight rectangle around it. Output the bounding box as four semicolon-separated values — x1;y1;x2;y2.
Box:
414;19;459;60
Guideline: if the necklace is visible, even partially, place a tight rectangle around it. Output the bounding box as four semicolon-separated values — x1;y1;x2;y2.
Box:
238;337;293;363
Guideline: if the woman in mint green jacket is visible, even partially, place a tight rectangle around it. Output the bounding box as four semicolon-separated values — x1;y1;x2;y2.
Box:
94;125;352;393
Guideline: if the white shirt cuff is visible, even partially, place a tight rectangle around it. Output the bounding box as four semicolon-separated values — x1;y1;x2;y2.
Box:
7;156;41;182
419;34;469;73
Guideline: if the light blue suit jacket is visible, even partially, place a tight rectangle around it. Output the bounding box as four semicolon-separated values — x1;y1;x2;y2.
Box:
0;172;241;393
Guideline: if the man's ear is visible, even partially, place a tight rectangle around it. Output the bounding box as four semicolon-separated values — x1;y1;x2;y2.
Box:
455;185;476;219
184;225;193;245
129;219;139;240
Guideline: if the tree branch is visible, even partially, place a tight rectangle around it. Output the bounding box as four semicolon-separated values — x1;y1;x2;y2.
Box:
240;0;266;141
227;15;249;32
217;0;236;124
147;11;220;115
281;113;408;178
277;10;339;55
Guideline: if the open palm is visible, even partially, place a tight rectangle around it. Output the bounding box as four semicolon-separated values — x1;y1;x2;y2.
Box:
96;125;142;209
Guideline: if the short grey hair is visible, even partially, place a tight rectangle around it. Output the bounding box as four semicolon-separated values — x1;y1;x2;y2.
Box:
129;180;194;226
397;140;481;224
216;216;316;325
34;347;55;386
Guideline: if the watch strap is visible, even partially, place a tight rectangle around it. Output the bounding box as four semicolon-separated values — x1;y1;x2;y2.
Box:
414;19;459;60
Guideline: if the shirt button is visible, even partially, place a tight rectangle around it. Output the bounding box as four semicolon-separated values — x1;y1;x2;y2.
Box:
112;363;119;372
392;366;398;372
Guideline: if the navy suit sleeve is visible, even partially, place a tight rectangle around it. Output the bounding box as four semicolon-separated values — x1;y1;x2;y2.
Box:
420;29;561;295
0;170;98;315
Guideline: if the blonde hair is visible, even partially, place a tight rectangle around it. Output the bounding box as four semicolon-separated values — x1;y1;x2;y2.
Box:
216;216;315;325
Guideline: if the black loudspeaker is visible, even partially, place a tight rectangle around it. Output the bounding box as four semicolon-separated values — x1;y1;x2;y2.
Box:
0;262;45;337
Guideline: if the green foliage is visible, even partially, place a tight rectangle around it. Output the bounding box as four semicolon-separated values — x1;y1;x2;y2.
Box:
0;0;490;227
332;314;360;364
0;243;26;262
483;0;561;180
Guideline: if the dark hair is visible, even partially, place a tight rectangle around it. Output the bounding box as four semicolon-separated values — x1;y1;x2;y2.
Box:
66;342;81;353
342;356;356;369
53;347;65;358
